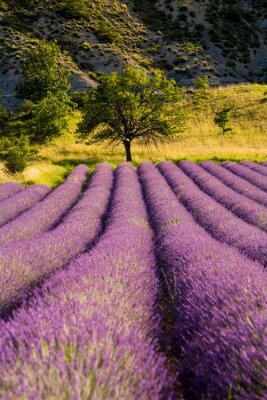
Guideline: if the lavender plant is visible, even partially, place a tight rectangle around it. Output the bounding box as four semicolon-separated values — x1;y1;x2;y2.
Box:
0;184;51;227
159;161;267;266
0;164;88;246
138;162;267;400
241;160;267;177
0;181;23;202
222;161;267;192
201;160;267;207
180;160;267;231
0;163;174;399
0;163;113;314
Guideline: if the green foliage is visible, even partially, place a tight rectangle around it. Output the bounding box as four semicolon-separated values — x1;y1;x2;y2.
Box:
214;104;235;134
193;75;210;107
16;41;71;102
58;0;89;19
95;20;124;45
78;67;184;161
31;92;74;143
70;91;89;109
0;136;36;173
0;90;11;135
0;0;8;11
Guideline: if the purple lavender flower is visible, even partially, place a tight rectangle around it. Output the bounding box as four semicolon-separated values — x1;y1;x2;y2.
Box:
138;162;267;400
0;184;51;227
0;165;88;246
179;160;267;231
240;160;267;177
0;163;113;313
222;161;267;192
0;181;23;201
0;163;174;400
158;161;267;266
201;160;267;207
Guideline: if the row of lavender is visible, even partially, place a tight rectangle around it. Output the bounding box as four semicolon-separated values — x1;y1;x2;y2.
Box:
0;163;113;314
139;162;267;400
0;161;266;399
0;164;173;399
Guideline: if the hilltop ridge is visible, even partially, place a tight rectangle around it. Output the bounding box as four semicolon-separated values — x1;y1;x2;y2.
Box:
0;0;266;108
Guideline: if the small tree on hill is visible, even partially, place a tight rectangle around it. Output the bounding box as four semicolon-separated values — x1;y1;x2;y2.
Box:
193;75;210;107
16;41;71;102
214;104;235;134
78;67;184;162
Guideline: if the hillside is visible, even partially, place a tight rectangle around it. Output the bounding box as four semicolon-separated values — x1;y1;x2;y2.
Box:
0;0;266;109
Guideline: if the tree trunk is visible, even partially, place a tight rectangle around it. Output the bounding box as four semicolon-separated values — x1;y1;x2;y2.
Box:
124;140;132;162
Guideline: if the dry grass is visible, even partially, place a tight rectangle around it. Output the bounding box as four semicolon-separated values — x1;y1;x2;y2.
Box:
0;83;266;187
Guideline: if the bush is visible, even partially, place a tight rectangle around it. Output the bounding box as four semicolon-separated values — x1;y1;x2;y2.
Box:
31;91;74;143
0;136;36;173
71;91;89;109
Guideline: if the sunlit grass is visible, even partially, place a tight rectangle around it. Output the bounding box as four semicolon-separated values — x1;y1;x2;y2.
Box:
0;83;266;187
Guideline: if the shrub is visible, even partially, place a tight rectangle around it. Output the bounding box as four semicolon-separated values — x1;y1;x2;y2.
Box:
0;136;36;173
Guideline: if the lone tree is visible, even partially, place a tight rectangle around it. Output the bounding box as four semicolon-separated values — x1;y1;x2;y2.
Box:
78;67;184;161
214;104;235;134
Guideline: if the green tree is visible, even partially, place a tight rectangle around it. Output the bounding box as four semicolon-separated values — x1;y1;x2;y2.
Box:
78;67;184;161
31;92;74;143
16;41;71;102
214;104;235;134
193;75;210;107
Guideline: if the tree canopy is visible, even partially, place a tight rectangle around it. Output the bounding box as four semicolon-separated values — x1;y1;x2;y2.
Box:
78;67;184;161
16;41;71;102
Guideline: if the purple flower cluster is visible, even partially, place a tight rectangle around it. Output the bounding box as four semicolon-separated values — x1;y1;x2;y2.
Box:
0;181;24;202
0;184;51;227
201;160;267;207
241;160;267;177
0;163;173;400
0;165;88;246
0;163;113;313
138;162;267;400
158;161;267;266
222;161;267;192
179;160;267;231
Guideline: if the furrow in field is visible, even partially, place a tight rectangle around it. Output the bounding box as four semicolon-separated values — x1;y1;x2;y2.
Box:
158;161;267;266
0;163;174;400
0;164;88;246
201;160;267;207
0;182;24;202
138;162;267;400
0;184;51;227
241;160;267;177
222;161;267;192
180;160;267;231
0;163;113;315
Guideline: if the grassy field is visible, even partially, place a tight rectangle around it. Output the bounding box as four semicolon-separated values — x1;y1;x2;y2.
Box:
0;83;266;187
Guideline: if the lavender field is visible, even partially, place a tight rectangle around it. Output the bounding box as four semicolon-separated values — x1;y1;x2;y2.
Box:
0;161;266;400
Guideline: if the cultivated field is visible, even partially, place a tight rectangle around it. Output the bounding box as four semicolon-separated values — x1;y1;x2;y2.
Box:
0;160;266;399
